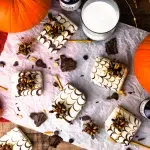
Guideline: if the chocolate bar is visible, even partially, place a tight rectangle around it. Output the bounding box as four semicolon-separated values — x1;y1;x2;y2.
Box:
37;13;78;53
0;127;32;150
105;106;141;145
50;84;86;123
91;57;128;92
12;71;43;97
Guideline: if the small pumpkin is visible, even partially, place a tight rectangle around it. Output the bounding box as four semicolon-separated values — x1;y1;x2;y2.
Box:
0;0;51;33
134;34;150;93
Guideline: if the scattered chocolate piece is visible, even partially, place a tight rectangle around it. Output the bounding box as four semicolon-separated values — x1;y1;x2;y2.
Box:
0;61;5;67
50;57;53;60
21;37;24;39
32;65;34;69
30;112;47;127
36;59;47;68
60;55;77;72
63;46;66;48
126;148;132;150
55;58;60;62
54;130;59;135
106;38;118;55
135;135;139;138
96;101;99;103
69;138;74;143
138;137;145;141
49;135;63;148
107;92;119;100
13;61;19;66
48;67;51;69
128;91;135;94
80;75;84;77
53;82;59;87
83;55;89;60
81;115;91;121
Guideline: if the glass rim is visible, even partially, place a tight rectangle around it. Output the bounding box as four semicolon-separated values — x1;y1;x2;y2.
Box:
81;0;120;34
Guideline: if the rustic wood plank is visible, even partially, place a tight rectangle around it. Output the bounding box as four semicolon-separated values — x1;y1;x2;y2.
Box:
0;122;83;150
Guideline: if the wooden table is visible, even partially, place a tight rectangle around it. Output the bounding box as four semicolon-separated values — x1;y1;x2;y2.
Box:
0;0;149;150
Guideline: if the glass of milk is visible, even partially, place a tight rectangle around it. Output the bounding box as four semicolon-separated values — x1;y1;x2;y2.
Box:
81;0;120;41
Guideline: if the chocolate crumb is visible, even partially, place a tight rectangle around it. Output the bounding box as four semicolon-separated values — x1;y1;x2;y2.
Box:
69;138;74;143
50;57;53;60
83;55;89;60
138;138;145;141
54;130;59;135
135;135;139;138
21;37;24;39
128;92;133;94
0;61;5;67
80;75;84;77
48;67;51;69
60;55;77;72
36;59;47;68
55;58;60;62
32;65;34;69
96;101;99;103
107;92;119;100
106;38;118;55
53;82;59;87
126;148;132;150
49;135;63;148
63;46;66;48
13;61;19;66
81;115;91;121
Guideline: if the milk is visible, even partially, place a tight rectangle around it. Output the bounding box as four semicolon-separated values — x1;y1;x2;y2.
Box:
82;1;119;33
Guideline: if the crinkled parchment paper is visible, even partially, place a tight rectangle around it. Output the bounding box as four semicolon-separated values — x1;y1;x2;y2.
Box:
0;1;150;150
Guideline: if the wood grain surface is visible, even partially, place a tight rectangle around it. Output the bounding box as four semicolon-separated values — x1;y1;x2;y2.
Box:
0;122;84;150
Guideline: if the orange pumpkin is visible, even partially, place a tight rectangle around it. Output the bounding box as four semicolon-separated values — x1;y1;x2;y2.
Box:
0;0;51;33
134;34;150;93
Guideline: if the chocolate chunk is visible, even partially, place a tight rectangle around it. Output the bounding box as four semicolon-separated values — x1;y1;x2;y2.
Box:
13;61;19;66
138;137;145;141
126;148;132;150
36;59;47;68
32;65;34;69
83;55;89;60
30;112;47;127
80;75;84;77
96;101;99;103
53;82;59;87
106;38;118;55
81;115;91;121
135;135;139;138
60;55;77;72
0;61;5;67
69;138;74;143
107;92;119;100
54;130;59;135
128;91;135;94
49;135;63;148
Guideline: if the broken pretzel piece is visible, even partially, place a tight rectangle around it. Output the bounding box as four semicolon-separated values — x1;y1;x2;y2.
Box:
0;86;8;91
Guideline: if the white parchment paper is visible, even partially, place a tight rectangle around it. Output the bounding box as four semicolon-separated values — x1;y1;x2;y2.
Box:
0;1;150;150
